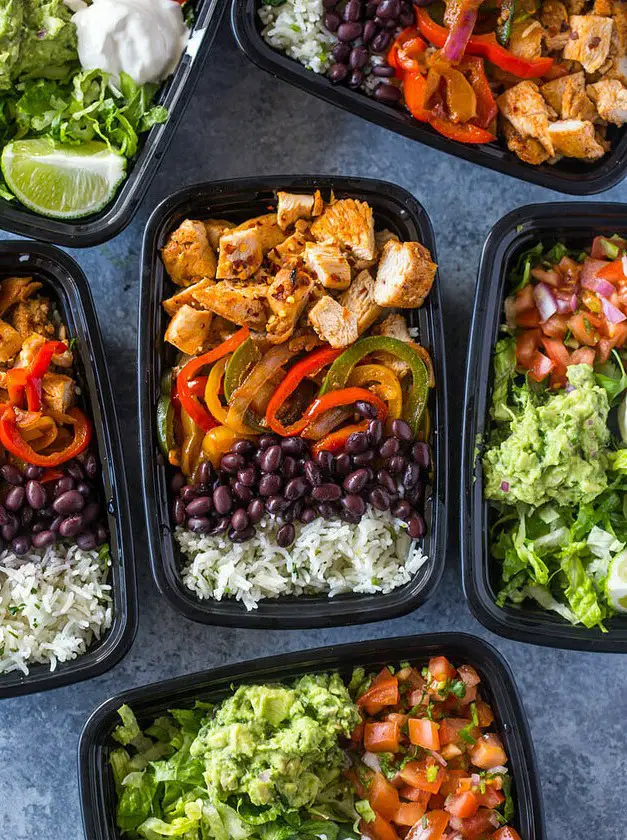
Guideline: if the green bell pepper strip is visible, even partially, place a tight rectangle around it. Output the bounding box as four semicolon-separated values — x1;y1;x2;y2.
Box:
157;368;175;458
496;0;516;46
223;337;266;431
318;336;429;436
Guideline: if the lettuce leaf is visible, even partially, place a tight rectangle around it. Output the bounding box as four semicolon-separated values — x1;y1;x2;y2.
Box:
490;338;516;423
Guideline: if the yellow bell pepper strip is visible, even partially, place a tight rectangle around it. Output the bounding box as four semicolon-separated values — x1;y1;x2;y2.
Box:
202;425;255;468
347;364;403;419
0;405;91;467
204;358;259;436
319;336;429;436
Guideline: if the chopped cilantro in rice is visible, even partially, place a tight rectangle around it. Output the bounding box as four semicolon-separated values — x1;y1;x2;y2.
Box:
259;0;336;74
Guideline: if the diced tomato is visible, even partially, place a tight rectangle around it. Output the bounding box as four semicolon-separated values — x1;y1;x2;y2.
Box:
528;351;554;382
428;656;456;683
386;712;409;729
598;259;626;282
449;808;498;839
456;664;480;687
469;733;508;770
399;760;446;794
591;235;612;259
399;786;432;806
515;307;541;328
408;718;441;751
408;686;429;707
515;329;541;368
345;766;372;800
440;743;463;761
351;722;365;742
513;284;534;312
358;668;400;714
439;769;468;797
428;793;446;809
370;773;401;819
445;790;480;819
541;337;570;374
361;812;400;840
567;311;601;346
439;718;479;747
607;320;627;346
492;828;523;840
596;338;613;364
393;802;427;826
475;786;505;809
569;347;596;366
540;313;569;339
406;810;449;840
475;701;494;728
364;721;401;753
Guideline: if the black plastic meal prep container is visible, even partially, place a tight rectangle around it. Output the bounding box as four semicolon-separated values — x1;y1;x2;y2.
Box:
231;0;627;195
79;632;545;840
138;175;447;629
461;202;627;653
0;242;137;698
0;0;227;249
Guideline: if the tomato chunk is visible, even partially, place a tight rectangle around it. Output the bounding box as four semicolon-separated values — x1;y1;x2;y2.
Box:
428;656;456;682
364;721;401;753
449;808;498;839
399;759;446;794
475;785;505;809
445;790;480;819
567;311;601;346
361;812;399;840
399;786;432;806
439;717;479;747
393;801;427;826
408;718;441;751
470;733;508;770
358;668;400;714
369;772;401;820
492;828;523;840
515;329;541;368
406;809;449;840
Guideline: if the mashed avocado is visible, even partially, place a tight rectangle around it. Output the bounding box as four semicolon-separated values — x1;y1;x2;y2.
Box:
0;0;77;91
484;364;610;507
190;674;360;815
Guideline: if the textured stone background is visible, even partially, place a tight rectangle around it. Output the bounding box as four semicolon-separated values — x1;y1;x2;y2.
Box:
1;16;626;839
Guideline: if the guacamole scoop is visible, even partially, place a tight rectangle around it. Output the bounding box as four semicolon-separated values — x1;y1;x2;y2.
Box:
483;364;610;507
190;673;360;816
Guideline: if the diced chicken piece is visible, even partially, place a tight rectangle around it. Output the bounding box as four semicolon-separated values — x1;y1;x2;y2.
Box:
567;0;585;13
42;373;75;414
311;199;376;262
502;119;551;164
547;119;607;158
588;78;627;123
266;268;315;344
0;276;42;317
372;314;413;378
510;19;544;60
304;242;351;290
13;298;53;338
0;320;23;362
273;220;313;260
161;219;217;286
13;333;72;370
497;81;555;155
204;219;235;251
192;282;268;331
593;0;613;16
216;227;263;280
162;278;215;316
308;296;359;348
276;190;323;230
164;305;213;356
235;214;286;253
542;72;597;121
563;15;613;73
374;240;437;308
339;269;382;334
375;229;400;253
541;0;570;50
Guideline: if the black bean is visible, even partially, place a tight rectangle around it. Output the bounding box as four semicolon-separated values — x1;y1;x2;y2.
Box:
259;434;279;450
377;0;400;17
207;516;230;535
233;482;253;503
304;461;322;486
370;487;390;511
231;509;250;532
229;525;256;543
259;474;282;497
345;431;369;454
343;468;369;494
362;19;378;42
248;498;265;523
377;469;397;495
315;450;333;474
372;63;395;76
77;532;97;551
1;464;23;485
342;494;366;516
405;481;424;507
186;496;212;517
266;495;289;514
170;472;185;493
291;499;305;520
259;444;282;473
317;502;337;519
408;513;426;539
374;81;401;101
66;461;85;482
85;454;98;480
50;515;63;533
412;442;430;468
348;70;363;87
21;508;33;527
59;514;84;538
0;504;8;526
32;522;46;534
332;43;352;65
311;483;342;502
237;466;256;487
95;524;108;545
334;453;352;477
300;507;317;524
365;0;378;14
323;0;337;9
196;460;215;487
399;5;415;24
281;437;306;457
12;535;30;556
76;481;92;499
5;486;25;511
55;476;75;495
188;516;213;534
350;45;369;69
213;485;233;515
392;418;413;441
355;399;377;418
83;502;100;524
221;453;244;474
379;436;399;458
392;500;412;521
403;462;421;489
180;485;197;503
413;0;435;6
32;530;56;549
232;439;256;457
344;0;362;19
23;464;42;480
283;456;297;480
1;515;18;541
353;449;375;466
173;497;186;525
277;523;296;548
388;455;406;475
285;477;308;500
53;490;85;515
338;20;362;39
371;30;392;53
324;10;341;31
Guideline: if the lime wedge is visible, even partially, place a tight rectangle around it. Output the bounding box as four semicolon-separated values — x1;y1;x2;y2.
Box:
1;138;126;219
607;547;627;613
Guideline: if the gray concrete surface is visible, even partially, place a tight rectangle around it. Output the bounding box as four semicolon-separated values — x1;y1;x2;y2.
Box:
1;16;626;839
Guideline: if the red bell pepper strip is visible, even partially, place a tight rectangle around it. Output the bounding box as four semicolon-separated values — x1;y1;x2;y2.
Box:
388;26;421;75
403;71;430;120
265;347;343;436
416;8;554;78
0;405;92;467
6;340;68;412
312;420;369;456
459;55;497;129
389;29;427;74
176;327;249;434
270;386;388;438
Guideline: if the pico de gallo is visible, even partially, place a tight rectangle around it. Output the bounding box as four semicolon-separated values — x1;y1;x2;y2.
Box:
347;658;520;840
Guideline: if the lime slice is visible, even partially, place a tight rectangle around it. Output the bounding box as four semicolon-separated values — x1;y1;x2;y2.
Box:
2;138;126;219
607;547;627;613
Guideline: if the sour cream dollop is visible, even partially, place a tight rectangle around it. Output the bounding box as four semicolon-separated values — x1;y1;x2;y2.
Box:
72;0;189;86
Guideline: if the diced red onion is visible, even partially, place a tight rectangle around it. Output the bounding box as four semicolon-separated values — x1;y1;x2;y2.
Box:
622;255;627;276
471;773;481;785
531;267;560;287
490;765;508;775
601;297;626;323
488;813;501;828
429;749;447;766
362;752;381;772
555;293;578;314
581;258;613;296
532;282;557;322
500;481;509;492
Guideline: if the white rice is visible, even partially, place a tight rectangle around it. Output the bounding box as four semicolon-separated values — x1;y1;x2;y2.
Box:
0;544;112;675
178;508;427;611
259;0;336;74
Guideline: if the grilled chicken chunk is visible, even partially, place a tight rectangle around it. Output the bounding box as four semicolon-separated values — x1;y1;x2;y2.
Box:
308;296;359;348
547;118;607;157
588;78;627;122
497;81;556;155
216;228;264;280
541;0;571;50
563;14;613;72
311;199;376;262
0;277;42;318
276;190;323;230
502;119;551;164
164;305;214;356
304;242;352;290
235;214;286;253
372;314;413;378
266;268;315;344
542;72;597;120
510;19;545;60
339;269;382;334
162;278;215;316
204;219;235;251
162;219;217;286
375;229;400;253
192;282;268;331
0;320;23;362
374;240;437;308
42;373;75;414
273;220;313;260
15;333;72;370
14;298;53;338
